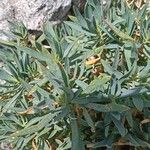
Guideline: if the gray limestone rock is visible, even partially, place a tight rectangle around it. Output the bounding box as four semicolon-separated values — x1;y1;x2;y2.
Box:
0;0;72;39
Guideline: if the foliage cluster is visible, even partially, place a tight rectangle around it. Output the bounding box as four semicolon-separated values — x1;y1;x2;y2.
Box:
0;0;150;149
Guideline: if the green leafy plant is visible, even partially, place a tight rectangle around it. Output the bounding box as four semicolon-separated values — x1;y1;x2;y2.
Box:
0;0;150;149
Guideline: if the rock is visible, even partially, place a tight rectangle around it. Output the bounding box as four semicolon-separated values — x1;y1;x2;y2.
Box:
0;0;72;39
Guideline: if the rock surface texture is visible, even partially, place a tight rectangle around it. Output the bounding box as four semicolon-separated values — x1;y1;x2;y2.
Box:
0;0;72;39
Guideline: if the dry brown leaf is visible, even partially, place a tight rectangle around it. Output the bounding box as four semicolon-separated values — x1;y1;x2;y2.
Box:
85;55;100;65
135;0;143;8
17;107;34;115
32;139;38;150
140;118;150;125
126;0;134;7
45;140;53;150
